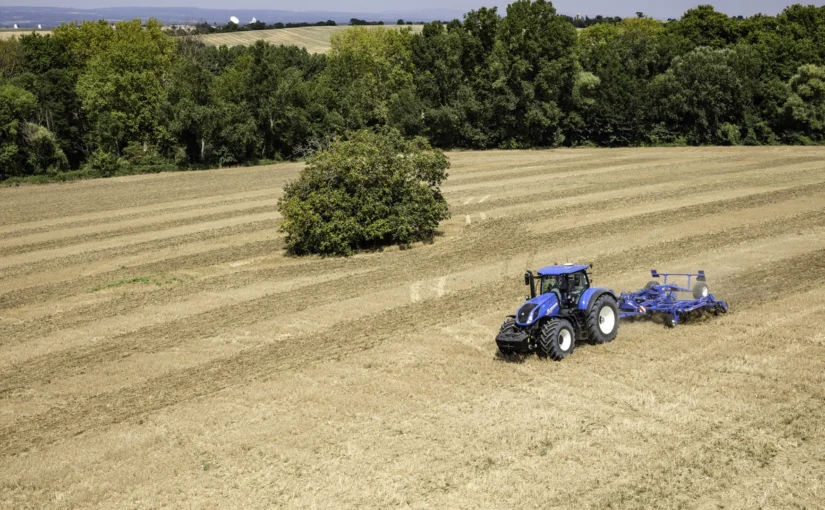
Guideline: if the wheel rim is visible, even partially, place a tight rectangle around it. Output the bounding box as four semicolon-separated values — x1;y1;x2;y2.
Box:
599;306;616;334
559;329;573;351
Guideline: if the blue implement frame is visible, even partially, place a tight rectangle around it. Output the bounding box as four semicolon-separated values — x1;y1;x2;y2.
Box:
618;270;729;326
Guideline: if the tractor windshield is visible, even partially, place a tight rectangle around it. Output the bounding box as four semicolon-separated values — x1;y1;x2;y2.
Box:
540;272;590;299
541;276;562;295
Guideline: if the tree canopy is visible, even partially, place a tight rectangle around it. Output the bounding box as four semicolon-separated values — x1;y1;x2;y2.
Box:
277;128;450;256
2;3;825;181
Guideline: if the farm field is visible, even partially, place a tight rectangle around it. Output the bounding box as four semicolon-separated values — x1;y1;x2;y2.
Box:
0;30;51;40
1;147;825;508
198;24;424;52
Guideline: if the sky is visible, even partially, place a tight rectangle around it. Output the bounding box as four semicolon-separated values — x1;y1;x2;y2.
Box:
1;0;820;19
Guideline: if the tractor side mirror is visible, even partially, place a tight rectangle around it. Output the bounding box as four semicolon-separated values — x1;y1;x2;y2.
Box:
524;273;531;286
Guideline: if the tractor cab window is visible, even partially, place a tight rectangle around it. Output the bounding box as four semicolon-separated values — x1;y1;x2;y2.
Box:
570;272;589;294
540;276;561;296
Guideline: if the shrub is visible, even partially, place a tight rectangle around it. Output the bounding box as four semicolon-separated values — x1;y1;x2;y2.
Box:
85;149;126;177
22;123;69;175
277;128;451;256
122;141;166;166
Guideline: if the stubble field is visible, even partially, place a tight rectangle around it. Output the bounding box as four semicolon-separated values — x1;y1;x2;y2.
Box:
198;25;424;52
1;147;825;508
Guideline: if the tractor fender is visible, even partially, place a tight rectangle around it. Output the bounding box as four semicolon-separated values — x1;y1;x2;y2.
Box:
578;288;617;312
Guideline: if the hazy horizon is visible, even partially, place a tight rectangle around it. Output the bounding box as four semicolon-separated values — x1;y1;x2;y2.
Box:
1;0;820;19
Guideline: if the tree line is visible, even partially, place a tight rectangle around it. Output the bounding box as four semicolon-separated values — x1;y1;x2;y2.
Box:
1;1;825;182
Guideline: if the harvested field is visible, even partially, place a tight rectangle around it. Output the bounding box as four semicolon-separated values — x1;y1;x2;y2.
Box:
1;147;825;508
198;25;424;52
0;30;51;40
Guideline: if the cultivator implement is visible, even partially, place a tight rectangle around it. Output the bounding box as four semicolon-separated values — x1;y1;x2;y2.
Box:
618;270;729;328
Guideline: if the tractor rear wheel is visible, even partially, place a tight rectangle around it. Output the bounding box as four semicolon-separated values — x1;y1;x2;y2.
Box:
586;294;620;344
693;282;710;299
537;319;575;361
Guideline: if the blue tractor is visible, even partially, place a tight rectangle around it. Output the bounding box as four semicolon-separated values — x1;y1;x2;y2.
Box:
496;264;619;360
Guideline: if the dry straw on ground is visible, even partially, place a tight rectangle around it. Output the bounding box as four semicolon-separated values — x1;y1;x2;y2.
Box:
1;147;824;508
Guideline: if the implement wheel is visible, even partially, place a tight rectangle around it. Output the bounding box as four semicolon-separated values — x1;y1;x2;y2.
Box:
693;282;710;299
537;319;575;361
586;295;620;345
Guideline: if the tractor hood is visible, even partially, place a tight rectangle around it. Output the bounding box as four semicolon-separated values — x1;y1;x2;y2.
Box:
516;293;560;327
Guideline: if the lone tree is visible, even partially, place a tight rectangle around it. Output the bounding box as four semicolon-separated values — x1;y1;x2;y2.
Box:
278;128;451;256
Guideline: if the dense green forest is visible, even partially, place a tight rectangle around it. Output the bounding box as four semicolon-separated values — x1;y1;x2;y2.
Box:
1;0;825;182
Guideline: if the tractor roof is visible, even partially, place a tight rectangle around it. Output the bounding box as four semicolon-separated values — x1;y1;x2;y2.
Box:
537;264;590;276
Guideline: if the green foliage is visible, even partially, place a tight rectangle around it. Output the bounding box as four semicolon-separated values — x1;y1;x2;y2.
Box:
488;0;577;147
75;19;177;155
575;18;668;145
277;128;451;256
85;149;126;177
784;64;825;141
0;83;68;178
0;83;36;178
4;1;825;184
652;47;752;145
21;123;69;174
326;27;415;128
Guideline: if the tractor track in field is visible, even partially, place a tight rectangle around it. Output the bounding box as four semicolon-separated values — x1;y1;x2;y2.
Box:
0;190;278;240
0;237;284;310
445;156;672;187
2;177;824;344
453;164;824;217
3;236;825;458
0;205;276;258
443;154;824;198
0;219;277;283
2;200;824;401
0;215;802;397
0;169;297;227
3;172;823;342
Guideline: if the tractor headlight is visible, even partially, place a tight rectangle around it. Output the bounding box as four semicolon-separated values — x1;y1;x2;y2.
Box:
528;310;536;323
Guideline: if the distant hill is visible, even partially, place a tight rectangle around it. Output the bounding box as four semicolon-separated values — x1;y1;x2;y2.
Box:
198;25;425;53
0;6;462;29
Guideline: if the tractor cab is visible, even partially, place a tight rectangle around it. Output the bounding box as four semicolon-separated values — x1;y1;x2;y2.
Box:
528;264;592;309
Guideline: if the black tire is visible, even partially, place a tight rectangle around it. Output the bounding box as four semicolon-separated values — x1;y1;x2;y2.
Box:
498;318;517;355
586;294;620;345
500;318;516;334
646;281;659;290
693;282;710;299
537;319;575;361
665;315;677;328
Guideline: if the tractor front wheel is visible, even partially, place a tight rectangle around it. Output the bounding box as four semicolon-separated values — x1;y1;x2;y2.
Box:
537;319;575;361
586;295;620;344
